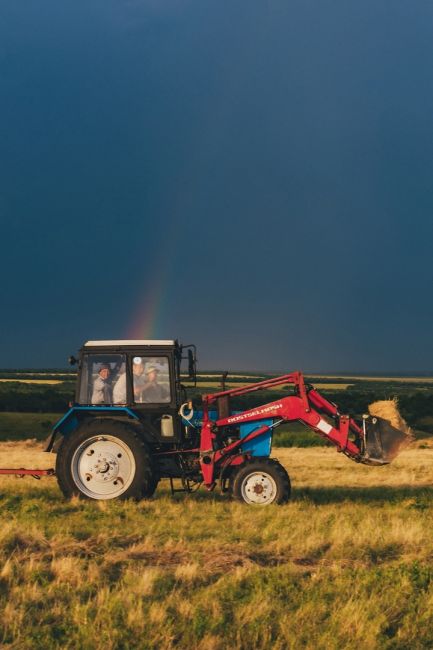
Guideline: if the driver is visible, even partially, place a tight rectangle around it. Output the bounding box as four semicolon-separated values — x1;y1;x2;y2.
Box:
91;363;112;404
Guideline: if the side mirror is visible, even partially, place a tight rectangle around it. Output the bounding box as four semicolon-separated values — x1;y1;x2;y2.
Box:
68;355;78;366
188;349;196;380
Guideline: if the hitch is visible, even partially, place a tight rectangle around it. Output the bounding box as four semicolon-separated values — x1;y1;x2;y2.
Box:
0;468;55;479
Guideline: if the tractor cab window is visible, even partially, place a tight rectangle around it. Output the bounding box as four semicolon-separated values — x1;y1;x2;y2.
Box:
132;356;171;404
79;355;126;405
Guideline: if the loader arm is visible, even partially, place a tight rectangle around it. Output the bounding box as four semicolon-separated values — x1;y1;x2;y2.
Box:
199;372;364;486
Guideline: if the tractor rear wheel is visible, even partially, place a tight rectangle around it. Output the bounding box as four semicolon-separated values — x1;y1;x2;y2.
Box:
231;458;291;505
56;420;158;501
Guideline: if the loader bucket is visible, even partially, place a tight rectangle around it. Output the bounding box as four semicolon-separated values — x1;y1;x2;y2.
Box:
360;398;413;465
361;413;413;466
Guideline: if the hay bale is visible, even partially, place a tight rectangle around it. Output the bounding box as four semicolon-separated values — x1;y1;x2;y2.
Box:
364;398;414;463
368;398;411;435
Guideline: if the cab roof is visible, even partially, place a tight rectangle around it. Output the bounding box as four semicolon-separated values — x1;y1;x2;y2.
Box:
84;340;176;347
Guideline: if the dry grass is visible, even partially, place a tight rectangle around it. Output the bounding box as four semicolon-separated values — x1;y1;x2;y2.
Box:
1;442;433;648
0;439;51;468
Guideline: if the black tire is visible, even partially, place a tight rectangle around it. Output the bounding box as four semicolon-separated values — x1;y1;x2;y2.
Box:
231;458;291;505
56;419;158;501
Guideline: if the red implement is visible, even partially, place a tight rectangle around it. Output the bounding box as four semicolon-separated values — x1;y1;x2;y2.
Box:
0;468;55;478
199;371;366;487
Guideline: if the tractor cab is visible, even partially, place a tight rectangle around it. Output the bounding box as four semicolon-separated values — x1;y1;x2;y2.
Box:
57;339;198;444
75;340;196;409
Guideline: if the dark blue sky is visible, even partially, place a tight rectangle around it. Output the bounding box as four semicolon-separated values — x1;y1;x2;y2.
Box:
1;0;433;372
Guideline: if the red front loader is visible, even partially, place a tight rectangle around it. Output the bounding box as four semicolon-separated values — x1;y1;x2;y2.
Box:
192;371;410;504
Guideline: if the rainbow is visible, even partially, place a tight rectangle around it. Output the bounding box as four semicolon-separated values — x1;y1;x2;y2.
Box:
125;229;177;339
126;267;169;339
126;146;201;339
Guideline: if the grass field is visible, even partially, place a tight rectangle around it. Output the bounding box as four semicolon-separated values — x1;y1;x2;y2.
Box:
0;412;321;447
1;442;433;649
0;413;60;441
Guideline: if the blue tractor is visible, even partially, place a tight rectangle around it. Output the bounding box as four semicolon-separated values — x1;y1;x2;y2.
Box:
48;339;409;504
49;338;292;504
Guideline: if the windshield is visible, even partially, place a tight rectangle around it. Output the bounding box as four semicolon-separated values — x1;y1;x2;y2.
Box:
132;356;171;404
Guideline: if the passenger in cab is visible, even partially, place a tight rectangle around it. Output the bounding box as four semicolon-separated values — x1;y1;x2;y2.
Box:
112;366;127;404
132;357;146;402
141;365;169;403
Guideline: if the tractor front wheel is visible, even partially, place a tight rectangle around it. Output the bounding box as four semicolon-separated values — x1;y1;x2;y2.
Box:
56;420;158;501
231;458;291;505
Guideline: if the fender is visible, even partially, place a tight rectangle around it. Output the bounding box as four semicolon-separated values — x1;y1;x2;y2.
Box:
44;406;140;452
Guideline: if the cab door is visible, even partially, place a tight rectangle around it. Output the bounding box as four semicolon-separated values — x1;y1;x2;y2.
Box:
129;352;182;441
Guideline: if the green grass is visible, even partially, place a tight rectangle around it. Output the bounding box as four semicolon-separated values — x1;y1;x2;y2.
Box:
1;371;433;438
273;423;329;447
0;415;336;447
0;412;59;441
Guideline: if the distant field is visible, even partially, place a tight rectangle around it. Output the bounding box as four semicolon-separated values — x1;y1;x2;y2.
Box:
0;370;433;441
1;442;433;648
182;374;264;380
0;379;64;385
0;373;74;377
185;373;433;384
309;374;433;383
2;369;433;386
185;381;354;391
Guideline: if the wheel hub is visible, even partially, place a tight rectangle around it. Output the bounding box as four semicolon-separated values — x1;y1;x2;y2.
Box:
241;471;277;505
71;436;135;499
89;453;119;482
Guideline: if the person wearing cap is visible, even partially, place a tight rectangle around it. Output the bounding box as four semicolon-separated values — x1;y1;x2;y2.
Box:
141;365;169;403
91;363;113;404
